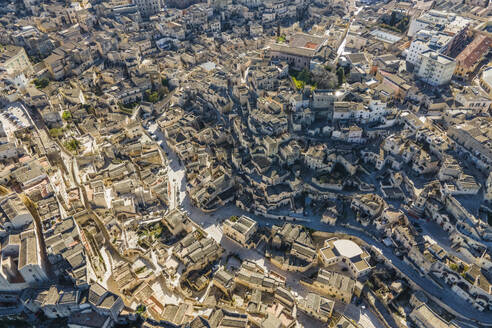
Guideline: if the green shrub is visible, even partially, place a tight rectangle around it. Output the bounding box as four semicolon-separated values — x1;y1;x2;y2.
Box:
64;139;80;152
49;128;63;138
136;304;146;314
145;90;160;103
62;111;72;121
34;78;49;89
277;35;286;43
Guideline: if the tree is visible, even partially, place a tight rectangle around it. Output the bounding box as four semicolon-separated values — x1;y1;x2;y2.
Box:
292;77;305;90
62;111;72;121
336;67;345;86
298;69;311;83
64;139;80;152
145;90;160;103
136;304;146;314
33;78;49;89
311;66;337;89
324;63;336;72
49;128;63;138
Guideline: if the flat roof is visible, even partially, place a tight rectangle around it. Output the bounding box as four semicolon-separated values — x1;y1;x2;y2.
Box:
269;43;316;58
320;246;336;260
333;239;363;259
420;50;455;64
369;29;402;44
354;259;370;271
482;67;492;87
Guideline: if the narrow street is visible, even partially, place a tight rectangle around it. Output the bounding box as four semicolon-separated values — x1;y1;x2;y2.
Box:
147;122;185;210
334;3;363;61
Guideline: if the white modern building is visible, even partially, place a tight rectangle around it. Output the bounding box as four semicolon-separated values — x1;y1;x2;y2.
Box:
406;30;452;67
408;10;469;37
416;50;456;86
319;238;371;279
407;10;469;65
